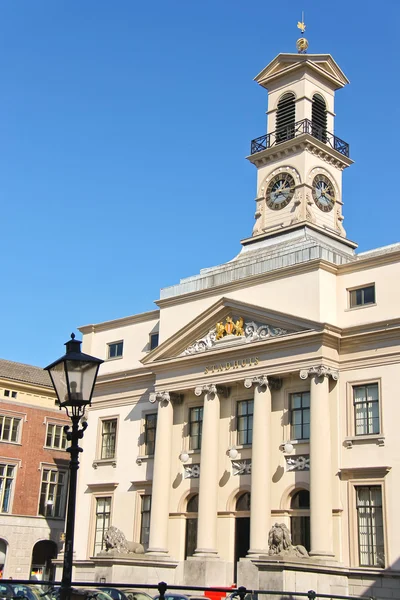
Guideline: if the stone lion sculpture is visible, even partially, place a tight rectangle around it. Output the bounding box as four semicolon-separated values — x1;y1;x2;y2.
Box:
99;526;144;555
268;523;309;558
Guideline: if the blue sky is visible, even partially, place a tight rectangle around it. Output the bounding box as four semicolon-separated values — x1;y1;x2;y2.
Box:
0;0;398;367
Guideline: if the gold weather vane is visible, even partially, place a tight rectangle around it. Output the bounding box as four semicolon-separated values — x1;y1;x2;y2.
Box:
296;12;309;54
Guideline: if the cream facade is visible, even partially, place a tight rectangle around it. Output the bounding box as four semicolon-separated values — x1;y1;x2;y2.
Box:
68;50;400;597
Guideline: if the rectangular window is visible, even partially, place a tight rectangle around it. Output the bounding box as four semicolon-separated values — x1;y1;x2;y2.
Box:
107;341;123;359
144;414;157;455
39;468;67;518
350;285;375;308
353;384;379;435
150;333;159;350
290;391;310;440
93;496;111;555
140;495;151;550
356;486;385;567
0;464;15;513
189;407;203;451
0;415;21;443
237;400;254;445
45;423;67;450
101;419;117;459
3;390;17;399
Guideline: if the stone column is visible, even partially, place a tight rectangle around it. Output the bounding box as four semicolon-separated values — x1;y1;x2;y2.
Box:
147;391;173;554
193;384;222;556
300;365;339;560
244;375;272;555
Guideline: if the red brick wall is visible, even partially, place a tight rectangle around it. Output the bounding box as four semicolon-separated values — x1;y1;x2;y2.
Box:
0;401;70;516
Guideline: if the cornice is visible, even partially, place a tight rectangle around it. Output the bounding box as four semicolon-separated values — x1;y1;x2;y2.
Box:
339;466;391;480
341;317;400;339
79;309;159;334
338;248;400;274
96;367;154;386
156;259;337;308
339;351;400;371
145;328;336;375
240;222;356;250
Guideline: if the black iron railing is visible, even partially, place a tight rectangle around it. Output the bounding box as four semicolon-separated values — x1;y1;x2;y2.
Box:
250;118;350;158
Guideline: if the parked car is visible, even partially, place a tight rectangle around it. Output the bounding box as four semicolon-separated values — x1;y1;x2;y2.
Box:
47;588;114;600
99;589;153;600
0;584;52;600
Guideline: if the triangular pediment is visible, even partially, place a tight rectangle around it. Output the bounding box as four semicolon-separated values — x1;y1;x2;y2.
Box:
142;297;322;364
255;53;349;90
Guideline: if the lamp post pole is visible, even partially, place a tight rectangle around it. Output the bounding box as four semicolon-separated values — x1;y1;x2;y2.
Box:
61;415;87;597
45;334;103;600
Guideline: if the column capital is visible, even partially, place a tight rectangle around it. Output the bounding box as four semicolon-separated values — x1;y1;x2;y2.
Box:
194;384;229;398
244;375;268;389
244;375;282;390
149;391;184;404
300;365;339;381
149;391;170;404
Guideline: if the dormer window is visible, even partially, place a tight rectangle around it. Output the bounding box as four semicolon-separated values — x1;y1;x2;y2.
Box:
276;92;295;143
107;341;123;360
150;333;159;351
312;94;327;142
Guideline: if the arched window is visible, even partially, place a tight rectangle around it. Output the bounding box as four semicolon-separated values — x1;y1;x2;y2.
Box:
236;492;251;511
0;539;7;579
312;94;327;142
276;93;296;143
290;489;310;551
185;494;198;558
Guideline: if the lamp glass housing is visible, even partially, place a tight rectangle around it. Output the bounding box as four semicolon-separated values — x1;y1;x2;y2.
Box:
45;335;103;416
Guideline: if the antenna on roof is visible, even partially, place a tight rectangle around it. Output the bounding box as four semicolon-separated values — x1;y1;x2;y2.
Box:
296;12;309;54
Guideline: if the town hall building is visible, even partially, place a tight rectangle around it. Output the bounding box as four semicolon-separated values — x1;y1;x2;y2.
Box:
63;36;400;598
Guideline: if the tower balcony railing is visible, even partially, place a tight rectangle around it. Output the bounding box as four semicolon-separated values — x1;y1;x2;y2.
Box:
250;118;350;157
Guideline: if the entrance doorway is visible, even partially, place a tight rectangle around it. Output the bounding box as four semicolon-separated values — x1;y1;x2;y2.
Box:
185;494;198;558
30;540;58;581
290;489;310;551
0;540;7;578
234;492;250;583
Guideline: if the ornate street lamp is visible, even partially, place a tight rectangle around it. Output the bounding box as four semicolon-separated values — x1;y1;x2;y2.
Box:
45;334;103;600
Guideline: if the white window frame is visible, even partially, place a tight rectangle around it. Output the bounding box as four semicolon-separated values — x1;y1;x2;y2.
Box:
45;422;67;450
0;459;19;513
91;493;113;557
38;463;68;519
344;378;384;448
139;411;157;458
132;484;152;546
341;467;389;569
0;410;25;444
100;418;118;460
107;340;123;360
347;283;376;310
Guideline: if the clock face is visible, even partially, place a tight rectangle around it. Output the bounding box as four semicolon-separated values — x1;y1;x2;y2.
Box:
312;174;335;212
266;173;296;210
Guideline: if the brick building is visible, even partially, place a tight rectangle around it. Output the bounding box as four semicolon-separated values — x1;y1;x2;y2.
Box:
0;359;69;579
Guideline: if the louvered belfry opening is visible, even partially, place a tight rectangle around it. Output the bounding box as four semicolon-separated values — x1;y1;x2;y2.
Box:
276;92;295;143
312;94;327;142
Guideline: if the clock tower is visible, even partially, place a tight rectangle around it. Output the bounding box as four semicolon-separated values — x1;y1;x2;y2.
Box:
244;45;355;255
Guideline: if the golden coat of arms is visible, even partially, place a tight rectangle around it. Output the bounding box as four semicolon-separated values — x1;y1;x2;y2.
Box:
216;317;244;340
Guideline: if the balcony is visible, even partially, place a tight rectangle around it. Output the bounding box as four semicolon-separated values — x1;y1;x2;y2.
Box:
250;118;350;158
